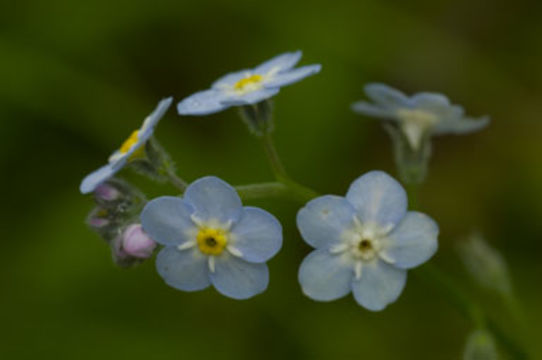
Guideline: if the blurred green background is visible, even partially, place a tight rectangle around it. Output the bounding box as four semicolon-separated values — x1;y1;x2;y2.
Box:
2;0;541;358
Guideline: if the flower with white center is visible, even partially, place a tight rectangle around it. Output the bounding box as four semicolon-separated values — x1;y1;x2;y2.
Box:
79;97;173;194
141;176;283;300
177;51;321;115
351;83;489;151
297;171;439;311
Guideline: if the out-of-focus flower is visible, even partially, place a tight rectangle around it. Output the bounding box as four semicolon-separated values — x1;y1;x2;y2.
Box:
177;51;321;115
141;176;282;299
463;330;498;360
297;171;439;311
80;97;173;194
459;233;512;296
352;83;489;151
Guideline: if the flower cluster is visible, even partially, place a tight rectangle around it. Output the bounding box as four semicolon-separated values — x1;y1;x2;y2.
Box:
79;50;493;314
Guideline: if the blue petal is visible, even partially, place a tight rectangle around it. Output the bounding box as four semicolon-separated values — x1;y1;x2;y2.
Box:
351;260;407;311
210;253;269;299
346;171;408;229
230;207;282;263
156;246;210;291
298;249;354;301
140;97;173;132
297;195;356;249
177;89;230;115
184;176;243;223
254;50;302;75
411;93;450;108
264;64;321;88
212;69;252;88
80;162;123;194
221;87;280;106
141;196;196;246
364;83;410;108
433;116;490;135
351;101;395;118
384;211;439;269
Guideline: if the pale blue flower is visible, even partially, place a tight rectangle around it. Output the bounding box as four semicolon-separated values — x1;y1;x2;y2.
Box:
297;171;438;311
141;176;282;299
80;97;173;194
352;83;489;150
177;51;321;115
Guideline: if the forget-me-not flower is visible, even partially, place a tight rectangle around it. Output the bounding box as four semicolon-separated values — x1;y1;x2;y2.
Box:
141;176;283;299
297;171;438;311
352;83;489;151
177;51;321;115
80;97;173;194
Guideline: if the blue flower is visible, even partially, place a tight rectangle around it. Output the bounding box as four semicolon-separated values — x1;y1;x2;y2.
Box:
352;83;489;150
177;51;321;115
80;97;173;194
297;171;438;311
141;176;283;299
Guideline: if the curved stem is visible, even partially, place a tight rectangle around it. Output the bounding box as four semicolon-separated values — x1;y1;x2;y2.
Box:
259;132;319;202
164;166;188;192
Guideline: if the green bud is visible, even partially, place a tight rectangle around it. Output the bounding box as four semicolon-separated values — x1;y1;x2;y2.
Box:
458;233;512;297
463;330;498;360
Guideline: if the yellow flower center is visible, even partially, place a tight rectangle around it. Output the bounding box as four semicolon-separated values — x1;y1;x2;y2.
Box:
196;228;228;255
234;74;264;92
119;130;140;154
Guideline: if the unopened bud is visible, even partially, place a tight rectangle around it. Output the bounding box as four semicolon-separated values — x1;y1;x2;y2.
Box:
94;182;121;202
86;207;111;230
463;330;498;360
458;233;512;296
121;224;156;258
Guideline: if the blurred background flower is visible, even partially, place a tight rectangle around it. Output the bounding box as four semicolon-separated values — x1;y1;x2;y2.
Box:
1;0;541;359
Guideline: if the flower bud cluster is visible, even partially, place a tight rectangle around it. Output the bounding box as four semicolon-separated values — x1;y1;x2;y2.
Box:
86;179;155;267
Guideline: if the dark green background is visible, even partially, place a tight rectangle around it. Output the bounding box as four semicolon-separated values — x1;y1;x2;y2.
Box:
1;0;541;358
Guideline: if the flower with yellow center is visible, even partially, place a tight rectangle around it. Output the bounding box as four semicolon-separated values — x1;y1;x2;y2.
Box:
177;50;321;116
80;97;173;194
141;176;283;299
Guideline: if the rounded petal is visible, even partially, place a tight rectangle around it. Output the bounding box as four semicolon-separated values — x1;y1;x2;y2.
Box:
384;211;439;269
298;249;354;301
254;50;302;75
263;64;321;88
230;207;282;263
141;97;173;133
177;89;229;116
80;162;123;194
411;93;450;108
346;171;408;229
433;116;490;135
351;101;396;119
297;195;356;249
220;87;280;106
364;83;410;108
212;69;252;88
351;260;407;311
141;196;196;246
156;246;210;291
184;176;243;223
210;254;269;299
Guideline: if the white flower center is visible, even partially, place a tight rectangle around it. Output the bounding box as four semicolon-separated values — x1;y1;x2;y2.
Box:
332;216;395;280
396;108;438;150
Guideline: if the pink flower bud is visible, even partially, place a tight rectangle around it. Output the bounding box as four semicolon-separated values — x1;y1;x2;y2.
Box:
121;224;156;258
94;183;121;202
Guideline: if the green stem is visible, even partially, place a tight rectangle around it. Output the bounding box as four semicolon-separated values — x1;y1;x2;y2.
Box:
259;132;319;202
164;165;188;192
